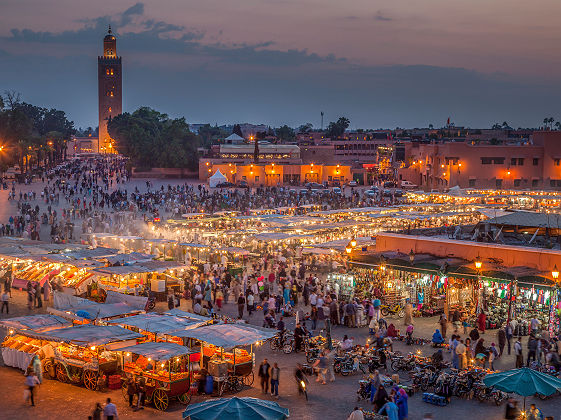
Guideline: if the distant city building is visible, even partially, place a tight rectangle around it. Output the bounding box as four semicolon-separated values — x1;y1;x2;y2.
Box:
98;26;122;153
398;131;561;190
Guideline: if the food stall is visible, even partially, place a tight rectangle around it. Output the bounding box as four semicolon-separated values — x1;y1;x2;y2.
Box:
106;313;211;344
0;315;71;371
119;341;194;410
35;324;143;390
171;323;276;391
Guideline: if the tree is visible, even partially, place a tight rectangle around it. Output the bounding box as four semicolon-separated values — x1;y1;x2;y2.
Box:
543;117;555;129
428;124;434;129
232;124;244;138
326;117;350;138
555;122;561;131
108;107;201;170
198;124;228;146
297;123;313;133
275;125;295;142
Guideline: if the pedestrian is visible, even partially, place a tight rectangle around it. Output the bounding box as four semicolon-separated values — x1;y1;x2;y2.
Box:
498;327;507;357
312;351;328;385
92;403;103;420
489;342;499;370
527;403;543;420
135;378;146;410
514;337;524;368
379;397;399;420
270;362;280;397
439;313;447;338
126;377;136;407
395;388;409;420
258;358;271;394
24;369;40;406
347;407;365;420
310;306;318;330
103;398;118;420
477;310;487;334
505;399;518;420
237;293;245;319
527;335;538;366
403;300;413;326
506;322;513;355
1;289;9;313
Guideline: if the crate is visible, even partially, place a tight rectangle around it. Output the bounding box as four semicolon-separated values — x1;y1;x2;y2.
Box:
107;375;122;390
422;392;448;406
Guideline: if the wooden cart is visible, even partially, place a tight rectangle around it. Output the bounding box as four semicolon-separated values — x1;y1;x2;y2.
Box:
119;341;194;411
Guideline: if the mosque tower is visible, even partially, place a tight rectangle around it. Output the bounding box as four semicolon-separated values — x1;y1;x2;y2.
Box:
97;25;122;153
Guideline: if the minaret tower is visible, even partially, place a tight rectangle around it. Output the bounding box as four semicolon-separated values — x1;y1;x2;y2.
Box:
97;25;122;153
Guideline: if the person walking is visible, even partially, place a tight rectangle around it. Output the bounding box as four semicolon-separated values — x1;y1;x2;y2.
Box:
514;337;524;368
506;322;513;355
505;399;518;420
477;311;487;334
1;289;9;313
92;403;103;420
395;388;409;420
527;335;538;366
439;313;447;338
24;370;40;406
270;362;280;397
498;327;507;357
312;351;328;385
258;358;271;394
103;398;118;420
126;377;136;407
237;294;245;319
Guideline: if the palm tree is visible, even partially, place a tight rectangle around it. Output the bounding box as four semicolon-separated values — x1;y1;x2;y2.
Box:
555;122;561;131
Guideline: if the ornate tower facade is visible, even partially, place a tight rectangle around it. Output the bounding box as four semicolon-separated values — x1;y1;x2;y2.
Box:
98;26;122;153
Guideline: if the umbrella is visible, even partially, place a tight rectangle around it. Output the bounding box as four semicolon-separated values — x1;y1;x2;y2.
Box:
483;368;561;413
483;368;561;397
183;397;289;420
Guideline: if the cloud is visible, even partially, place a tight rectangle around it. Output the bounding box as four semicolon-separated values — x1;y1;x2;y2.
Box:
374;11;392;22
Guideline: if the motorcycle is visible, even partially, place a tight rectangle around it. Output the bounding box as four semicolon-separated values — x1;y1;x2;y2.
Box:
297;378;308;401
340;355;369;376
270;332;294;354
145;297;156;311
390;354;416;372
305;347;321;363
381;303;405;318
473;382;508;405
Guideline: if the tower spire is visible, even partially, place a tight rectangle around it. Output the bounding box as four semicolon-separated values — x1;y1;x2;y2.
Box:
108;25;112;34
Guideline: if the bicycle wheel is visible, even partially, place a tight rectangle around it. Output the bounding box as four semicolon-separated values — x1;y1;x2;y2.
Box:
390;360;401;371
243;372;254;386
283;342;294;354
269;340;279;351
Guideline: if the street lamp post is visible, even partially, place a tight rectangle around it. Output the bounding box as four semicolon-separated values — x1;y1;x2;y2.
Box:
474;255;483;313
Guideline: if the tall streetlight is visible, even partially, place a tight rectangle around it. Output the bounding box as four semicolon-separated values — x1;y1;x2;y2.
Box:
474;255;483;313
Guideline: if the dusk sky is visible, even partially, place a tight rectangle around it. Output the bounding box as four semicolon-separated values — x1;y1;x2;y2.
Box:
1;0;560;129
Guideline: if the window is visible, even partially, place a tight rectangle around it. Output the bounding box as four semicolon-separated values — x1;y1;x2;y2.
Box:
555;159;561;166
511;158;524;166
518;158;524;166
532;179;539;187
514;179;521;187
533;158;539;166
496;179;503;188
469;179;476;188
481;157;505;165
106;68;114;76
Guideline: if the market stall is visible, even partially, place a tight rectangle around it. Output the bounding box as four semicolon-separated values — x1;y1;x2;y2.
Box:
0;315;71;371
34;324;143;390
171;323;276;391
119;341;194;410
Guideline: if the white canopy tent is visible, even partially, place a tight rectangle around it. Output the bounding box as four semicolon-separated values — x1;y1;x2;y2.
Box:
208;170;228;188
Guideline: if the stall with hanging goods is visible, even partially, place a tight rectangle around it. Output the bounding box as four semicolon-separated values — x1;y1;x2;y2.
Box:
118;341;195;410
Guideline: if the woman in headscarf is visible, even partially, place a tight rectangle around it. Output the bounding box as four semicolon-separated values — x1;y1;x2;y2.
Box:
373;384;388;410
387;323;398;338
395;387;409;420
432;329;444;345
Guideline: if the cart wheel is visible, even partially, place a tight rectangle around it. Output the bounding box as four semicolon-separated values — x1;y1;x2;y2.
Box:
243;372;254;387
55;363;68;383
178;393;191;405
43;360;54;380
122;382;129;402
82;370;98;391
153;388;169;411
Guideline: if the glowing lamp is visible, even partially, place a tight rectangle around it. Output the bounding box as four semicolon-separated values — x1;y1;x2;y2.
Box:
345;246;352;254
474;255;482;270
553;265;559;280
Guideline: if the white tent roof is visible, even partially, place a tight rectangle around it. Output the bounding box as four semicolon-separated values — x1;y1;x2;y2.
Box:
225;133;244;141
209;170;228;187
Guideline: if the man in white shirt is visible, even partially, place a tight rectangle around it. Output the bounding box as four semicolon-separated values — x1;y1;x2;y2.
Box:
309;293;317;307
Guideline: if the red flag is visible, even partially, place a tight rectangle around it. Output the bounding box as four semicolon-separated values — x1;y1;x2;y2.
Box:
447;117;450;125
